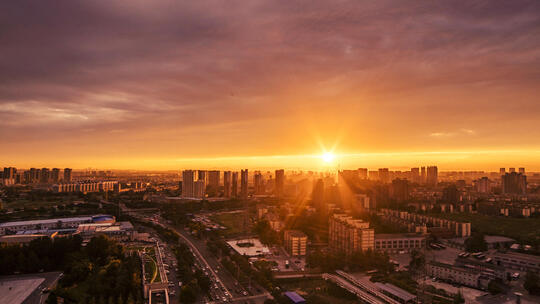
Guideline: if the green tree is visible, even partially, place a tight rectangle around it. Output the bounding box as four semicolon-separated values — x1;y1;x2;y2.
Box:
453;291;465;303
524;271;540;295
487;279;503;295
465;232;487;252
179;285;197;303
409;249;426;274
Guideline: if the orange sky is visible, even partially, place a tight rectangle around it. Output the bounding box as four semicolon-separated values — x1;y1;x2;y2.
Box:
1;1;540;171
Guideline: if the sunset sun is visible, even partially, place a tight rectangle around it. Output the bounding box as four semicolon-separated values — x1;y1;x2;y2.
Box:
322;152;335;163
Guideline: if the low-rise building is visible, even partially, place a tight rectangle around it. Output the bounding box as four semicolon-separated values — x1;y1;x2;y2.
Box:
76;221;135;241
0;215;116;235
0;216;94;235
374;233;426;253
427;261;482;289
493;252;540;273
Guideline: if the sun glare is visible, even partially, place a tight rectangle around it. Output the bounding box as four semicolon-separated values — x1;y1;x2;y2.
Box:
322;152;335;163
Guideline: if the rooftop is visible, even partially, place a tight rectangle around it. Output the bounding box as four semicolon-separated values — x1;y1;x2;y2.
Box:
0;216;92;228
494;251;540;262
375;282;416;301
0;277;44;304
226;238;270;257
285;230;307;237
284;291;306;303
484;235;516;243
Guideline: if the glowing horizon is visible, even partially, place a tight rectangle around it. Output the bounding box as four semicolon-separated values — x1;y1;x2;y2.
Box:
5;149;540;172
1;1;540;171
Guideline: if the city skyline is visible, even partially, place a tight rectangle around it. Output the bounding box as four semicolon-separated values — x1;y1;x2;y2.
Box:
2;151;540;171
2;1;540;170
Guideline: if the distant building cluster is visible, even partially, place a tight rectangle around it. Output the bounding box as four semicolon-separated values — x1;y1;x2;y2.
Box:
1;167;72;185
339;165;438;186
181;169;285;199
53;180;118;193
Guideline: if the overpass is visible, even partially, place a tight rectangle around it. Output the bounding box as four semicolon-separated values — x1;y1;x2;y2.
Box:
141;243;169;304
323;273;386;304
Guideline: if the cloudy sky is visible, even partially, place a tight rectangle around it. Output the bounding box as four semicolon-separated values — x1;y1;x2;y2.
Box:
1;1;540;170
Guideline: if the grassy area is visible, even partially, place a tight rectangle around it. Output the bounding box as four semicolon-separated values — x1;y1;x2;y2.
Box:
143;247;161;283
210;212;247;236
428;212;540;245
3;200;63;209
278;278;359;304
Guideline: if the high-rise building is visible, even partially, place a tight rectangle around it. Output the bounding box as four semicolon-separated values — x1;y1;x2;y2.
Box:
182;170;195;198
420;166;426;183
51;168;61;183
499;168;506;175
519;167;525;174
28;168;37;183
240;169;248;199
442;184;460;204
391;178;409;202
207;170;220;191
3;167;16;180
378;168;389;183
475;177;490;193
312;179;325;210
64;168;72;183
23;170;32;184
338;170;359;187
40;168;50;183
254;171;264;194
284;230;307;256
411;167;420;183
358;168;368;180
368;170;378;180
194;180;206;198
426;166;438;186
502;172;527;195
232;171;238;197
275;169;284;197
223;171;232;197
509;168;516;173
197;170;207;186
329;214;374;255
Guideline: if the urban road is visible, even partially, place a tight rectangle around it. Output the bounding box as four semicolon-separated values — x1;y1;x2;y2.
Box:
126;208;271;304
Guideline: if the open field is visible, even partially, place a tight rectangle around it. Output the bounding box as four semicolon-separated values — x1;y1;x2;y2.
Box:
209;212;247;236
428;212;540;245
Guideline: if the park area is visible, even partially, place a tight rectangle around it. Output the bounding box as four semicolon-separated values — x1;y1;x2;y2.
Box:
142;247;161;284
428;212;540;245
209;211;247;236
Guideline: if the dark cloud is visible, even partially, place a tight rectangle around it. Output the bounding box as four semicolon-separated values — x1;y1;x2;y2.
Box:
1;0;540;165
